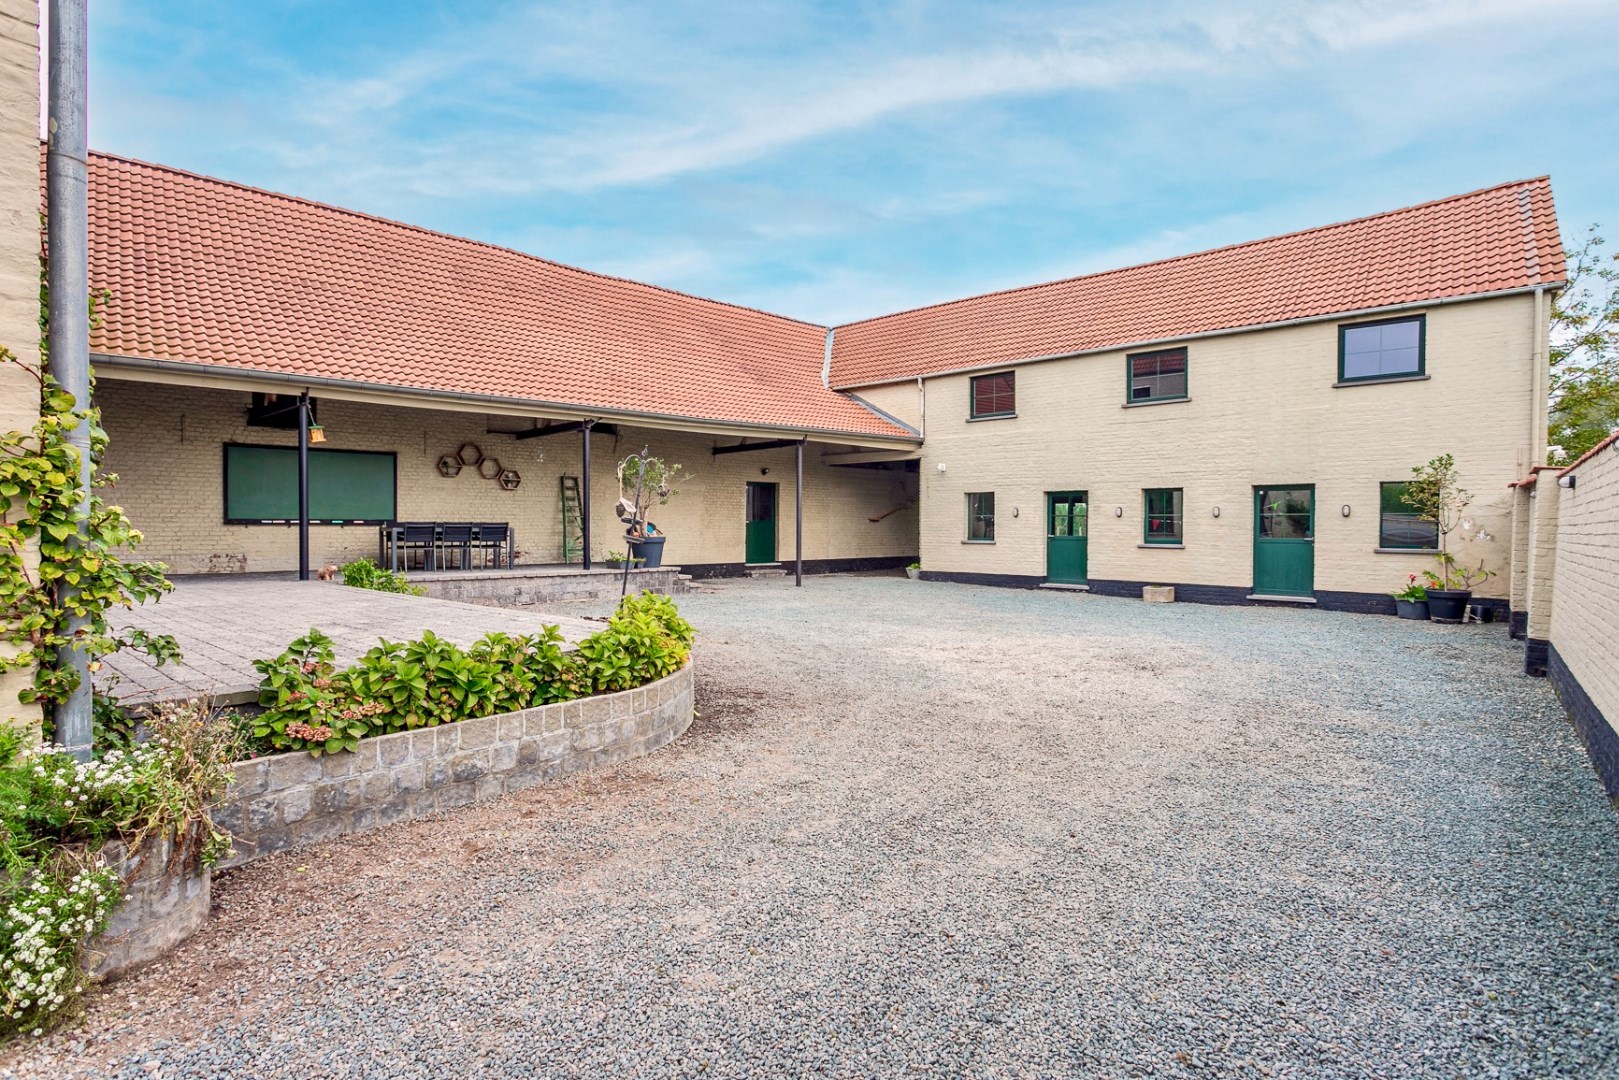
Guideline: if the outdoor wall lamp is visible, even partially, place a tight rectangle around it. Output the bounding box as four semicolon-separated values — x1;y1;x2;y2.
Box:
1558;474;1576;489
1211;506;1221;518
1113;506;1123;517
761;467;770;476
936;463;947;473
1011;507;1019;518
1341;504;1351;517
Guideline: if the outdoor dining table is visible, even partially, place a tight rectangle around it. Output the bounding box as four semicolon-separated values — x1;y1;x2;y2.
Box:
378;522;515;571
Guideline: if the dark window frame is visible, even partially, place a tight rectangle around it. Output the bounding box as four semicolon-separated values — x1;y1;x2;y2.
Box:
222;442;398;525
969;372;1016;419
1126;347;1189;403
1337;314;1426;383
1143;488;1184;545
1378;480;1439;550
966;492;996;542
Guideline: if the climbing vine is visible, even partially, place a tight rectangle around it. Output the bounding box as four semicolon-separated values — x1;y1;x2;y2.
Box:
0;269;176;724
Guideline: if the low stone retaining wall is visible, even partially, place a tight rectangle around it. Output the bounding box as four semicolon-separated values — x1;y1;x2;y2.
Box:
92;837;211;979
413;565;687;605
213;662;693;867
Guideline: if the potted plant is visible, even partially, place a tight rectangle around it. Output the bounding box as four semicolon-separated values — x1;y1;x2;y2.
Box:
905;562;921;580
1390;574;1428;620
1401;454;1494;623
602;549;645;567
615;451;687;569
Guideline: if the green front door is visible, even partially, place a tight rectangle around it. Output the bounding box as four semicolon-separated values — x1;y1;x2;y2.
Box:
745;482;777;564
1046;491;1088;584
1254;486;1315;596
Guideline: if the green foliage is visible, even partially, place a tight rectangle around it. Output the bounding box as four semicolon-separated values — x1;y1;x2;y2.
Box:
1390;574;1428;602
601;549;643;566
0;274;179;717
0;700;243;1039
338;557;425;596
1421;552;1494;593
1549;224;1619;463
253;593;691;755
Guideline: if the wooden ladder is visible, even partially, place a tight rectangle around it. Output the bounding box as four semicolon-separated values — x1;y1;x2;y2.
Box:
559;476;583;562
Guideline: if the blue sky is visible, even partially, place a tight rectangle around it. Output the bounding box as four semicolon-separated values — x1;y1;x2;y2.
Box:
84;0;1619;326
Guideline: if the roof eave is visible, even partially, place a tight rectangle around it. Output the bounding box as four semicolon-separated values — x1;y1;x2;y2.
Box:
91;353;922;450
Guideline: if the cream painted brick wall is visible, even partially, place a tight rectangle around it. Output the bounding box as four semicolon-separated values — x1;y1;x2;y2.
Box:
1508;485;1531;616
1525;482;1560;641
900;295;1539;597
95;379;919;573
848;381;923;432
0;0;38;734
1548;445;1619;740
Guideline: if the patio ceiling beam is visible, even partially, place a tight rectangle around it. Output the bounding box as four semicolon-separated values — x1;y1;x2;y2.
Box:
711;437;804;456
513;420;619;440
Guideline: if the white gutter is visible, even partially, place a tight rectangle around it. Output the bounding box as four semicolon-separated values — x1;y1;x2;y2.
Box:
832;283;1567;391
92;352;922;450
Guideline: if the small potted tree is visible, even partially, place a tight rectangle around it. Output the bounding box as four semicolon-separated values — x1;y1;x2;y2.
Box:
1390;573;1428;620
1402;454;1493;623
615;451;687;569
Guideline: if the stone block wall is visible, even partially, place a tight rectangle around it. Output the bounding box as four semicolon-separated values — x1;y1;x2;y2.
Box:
213;662;694;866
417;565;687;606
92;836;211;979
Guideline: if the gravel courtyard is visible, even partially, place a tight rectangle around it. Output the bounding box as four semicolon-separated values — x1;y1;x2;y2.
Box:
7;574;1619;1078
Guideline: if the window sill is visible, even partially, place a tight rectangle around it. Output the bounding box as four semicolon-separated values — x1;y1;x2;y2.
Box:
967;413;1016;422
1333;374;1430;388
1121;397;1189;409
1374;547;1438;555
1138;543;1185;549
962;539;996;545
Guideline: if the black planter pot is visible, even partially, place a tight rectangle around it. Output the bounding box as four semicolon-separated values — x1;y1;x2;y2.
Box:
1425;589;1471;624
1394;598;1429;620
626;534;666;569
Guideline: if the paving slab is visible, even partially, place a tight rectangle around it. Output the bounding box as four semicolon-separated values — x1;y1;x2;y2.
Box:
99;576;601;706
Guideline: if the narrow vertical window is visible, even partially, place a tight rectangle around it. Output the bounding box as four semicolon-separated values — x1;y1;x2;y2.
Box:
1379;481;1438;549
1127;348;1188;402
1143;488;1183;544
966;492;996;541
970;372;1015;418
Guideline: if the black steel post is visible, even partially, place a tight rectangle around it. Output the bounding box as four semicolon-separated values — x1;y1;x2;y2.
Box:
795;438;804;587
581;420;594;569
297;391;311;580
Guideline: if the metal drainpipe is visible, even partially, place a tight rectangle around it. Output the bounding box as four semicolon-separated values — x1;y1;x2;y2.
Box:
795;437;805;587
47;0;93;759
581;420;594;570
1532;286;1547;465
297;391;311;580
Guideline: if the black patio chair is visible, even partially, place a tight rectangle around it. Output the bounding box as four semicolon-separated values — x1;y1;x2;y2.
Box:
438;523;475;570
475;523;511;568
396;523;437;572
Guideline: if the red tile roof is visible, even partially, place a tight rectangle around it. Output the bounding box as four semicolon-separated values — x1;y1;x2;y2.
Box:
82;152;914;442
829;178;1565;388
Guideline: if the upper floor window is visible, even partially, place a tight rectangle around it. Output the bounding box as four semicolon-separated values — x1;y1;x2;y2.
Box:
1378;481;1439;549
1339;315;1425;382
966;492;996;541
1143;488;1184;544
970;372;1015;419
1127;348;1187;403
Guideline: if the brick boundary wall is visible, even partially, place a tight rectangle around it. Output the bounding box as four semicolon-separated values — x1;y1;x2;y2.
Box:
213;662;694;868
1548;644;1619;805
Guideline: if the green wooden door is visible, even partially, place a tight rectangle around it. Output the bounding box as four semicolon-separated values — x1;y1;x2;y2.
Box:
1254;486;1315;596
1046;491;1088;584
745;482;777;564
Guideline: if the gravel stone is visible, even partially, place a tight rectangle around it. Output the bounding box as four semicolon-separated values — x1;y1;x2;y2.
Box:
5;574;1618;1078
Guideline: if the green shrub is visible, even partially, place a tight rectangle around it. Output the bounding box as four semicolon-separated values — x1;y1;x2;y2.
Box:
0;701;243;1040
251;593;692;755
338;557;425;596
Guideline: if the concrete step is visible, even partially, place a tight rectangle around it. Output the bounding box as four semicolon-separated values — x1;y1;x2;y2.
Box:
745;566;788;578
1038;582;1090;592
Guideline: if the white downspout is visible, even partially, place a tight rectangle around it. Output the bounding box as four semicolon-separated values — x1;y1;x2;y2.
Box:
1532;286;1548;465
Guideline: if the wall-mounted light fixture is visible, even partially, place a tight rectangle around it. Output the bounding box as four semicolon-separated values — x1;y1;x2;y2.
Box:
1011;507;1019;518
761;467;770;476
936;463;947;473
1114;506;1124;518
1340;504;1351;517
1558;474;1576;489
1211;506;1221;518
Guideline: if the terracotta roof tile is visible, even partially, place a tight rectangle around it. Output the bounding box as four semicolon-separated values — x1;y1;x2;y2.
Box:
77;152;913;441
829;178;1566;387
